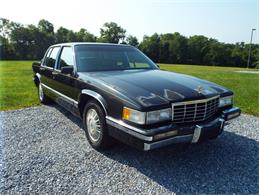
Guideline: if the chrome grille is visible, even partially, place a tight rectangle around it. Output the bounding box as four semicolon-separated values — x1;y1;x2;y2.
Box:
172;96;220;123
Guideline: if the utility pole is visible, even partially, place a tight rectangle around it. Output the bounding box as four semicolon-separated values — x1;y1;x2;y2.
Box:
247;28;256;69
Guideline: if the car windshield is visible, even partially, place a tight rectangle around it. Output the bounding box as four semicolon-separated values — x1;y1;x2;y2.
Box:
75;45;158;72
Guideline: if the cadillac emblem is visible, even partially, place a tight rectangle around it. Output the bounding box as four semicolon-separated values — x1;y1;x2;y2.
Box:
195;85;204;94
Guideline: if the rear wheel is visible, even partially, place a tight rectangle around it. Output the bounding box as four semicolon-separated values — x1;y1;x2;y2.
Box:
83;100;112;150
38;82;51;104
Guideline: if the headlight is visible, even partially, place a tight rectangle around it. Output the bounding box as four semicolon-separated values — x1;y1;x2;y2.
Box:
147;108;171;124
219;96;233;107
122;107;146;124
122;107;172;124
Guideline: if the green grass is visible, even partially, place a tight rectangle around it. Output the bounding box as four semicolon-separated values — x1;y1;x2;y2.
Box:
0;61;40;110
0;61;258;116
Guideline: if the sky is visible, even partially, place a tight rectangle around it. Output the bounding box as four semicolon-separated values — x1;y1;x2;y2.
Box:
1;0;259;43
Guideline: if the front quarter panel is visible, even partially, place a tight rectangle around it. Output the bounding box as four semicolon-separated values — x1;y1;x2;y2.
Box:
77;73;141;120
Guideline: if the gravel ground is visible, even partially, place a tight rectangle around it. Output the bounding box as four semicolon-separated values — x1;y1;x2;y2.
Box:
0;105;258;194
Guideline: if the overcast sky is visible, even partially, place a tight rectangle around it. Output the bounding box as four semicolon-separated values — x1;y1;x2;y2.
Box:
1;0;259;43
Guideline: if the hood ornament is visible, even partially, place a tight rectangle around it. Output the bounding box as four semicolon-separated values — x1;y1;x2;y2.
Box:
195;85;204;94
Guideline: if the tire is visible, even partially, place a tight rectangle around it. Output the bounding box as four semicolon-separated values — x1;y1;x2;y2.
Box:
38;82;51;104
83;100;112;150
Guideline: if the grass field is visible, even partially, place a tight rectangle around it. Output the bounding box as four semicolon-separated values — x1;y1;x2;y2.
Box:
0;61;40;110
0;61;258;116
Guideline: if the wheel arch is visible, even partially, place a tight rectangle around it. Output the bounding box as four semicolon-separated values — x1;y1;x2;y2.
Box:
33;73;41;86
78;89;108;117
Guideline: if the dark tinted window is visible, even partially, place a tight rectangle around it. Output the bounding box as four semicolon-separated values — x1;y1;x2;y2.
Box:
58;47;74;69
75;45;157;72
43;48;52;66
45;47;60;68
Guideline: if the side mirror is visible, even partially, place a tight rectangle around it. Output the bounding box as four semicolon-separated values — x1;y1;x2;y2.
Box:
61;65;74;75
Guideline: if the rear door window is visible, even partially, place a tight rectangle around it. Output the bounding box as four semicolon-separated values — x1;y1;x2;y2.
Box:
42;48;52;66
45;47;60;68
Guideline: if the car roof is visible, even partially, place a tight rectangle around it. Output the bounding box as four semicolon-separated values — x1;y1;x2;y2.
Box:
51;42;133;48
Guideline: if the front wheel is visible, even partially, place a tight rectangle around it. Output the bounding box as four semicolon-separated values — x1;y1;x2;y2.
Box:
83;100;112;150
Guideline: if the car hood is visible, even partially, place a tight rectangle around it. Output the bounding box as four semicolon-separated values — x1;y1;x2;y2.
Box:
79;69;231;107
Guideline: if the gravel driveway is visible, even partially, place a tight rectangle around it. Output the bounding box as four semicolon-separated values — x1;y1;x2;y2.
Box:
0;105;258;194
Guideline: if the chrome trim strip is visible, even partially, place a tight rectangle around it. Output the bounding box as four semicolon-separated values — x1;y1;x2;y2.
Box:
219;118;225;130
172;95;220;106
203;101;207;119
183;104;186;122
222;107;240;114
106;117;153;141
192;125;202;143
41;83;78;105
221;107;240;121
36;73;41;79
41;66;54;70
193;103;197;121
144;134;193;151
106;116;148;134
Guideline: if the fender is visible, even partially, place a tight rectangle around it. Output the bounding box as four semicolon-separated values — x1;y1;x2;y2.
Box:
33;73;41;85
36;73;41;80
80;89;108;115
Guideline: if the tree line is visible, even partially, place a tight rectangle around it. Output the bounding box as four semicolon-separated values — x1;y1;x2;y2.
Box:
0;18;258;68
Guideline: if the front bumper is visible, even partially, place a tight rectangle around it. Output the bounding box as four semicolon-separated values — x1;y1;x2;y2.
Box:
106;107;241;151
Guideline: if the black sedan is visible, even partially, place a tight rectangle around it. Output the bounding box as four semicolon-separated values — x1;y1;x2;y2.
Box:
32;43;241;151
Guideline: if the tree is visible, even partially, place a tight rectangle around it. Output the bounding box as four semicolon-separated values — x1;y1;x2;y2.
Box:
10;26;34;59
187;35;209;64
98;22;126;43
0;18;258;67
203;40;228;66
76;28;96;42
0;35;15;59
66;30;77;42
126;35;139;47
55;27;69;43
0;18;11;38
0;18;21;38
38;19;54;35
250;44;259;68
37;20;55;57
160;33;188;64
55;27;70;43
55;28;96;43
230;42;246;67
139;33;160;62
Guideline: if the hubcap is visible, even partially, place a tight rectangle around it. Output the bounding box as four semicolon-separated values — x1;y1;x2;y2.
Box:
86;109;101;142
39;83;44;101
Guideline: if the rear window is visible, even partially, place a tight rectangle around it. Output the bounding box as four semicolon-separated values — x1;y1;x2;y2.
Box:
45;47;60;68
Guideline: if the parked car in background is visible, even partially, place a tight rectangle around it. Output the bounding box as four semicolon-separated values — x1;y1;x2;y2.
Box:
32;43;241;151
